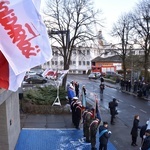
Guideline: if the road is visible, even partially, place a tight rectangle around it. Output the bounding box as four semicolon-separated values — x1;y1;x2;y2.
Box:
67;74;150;123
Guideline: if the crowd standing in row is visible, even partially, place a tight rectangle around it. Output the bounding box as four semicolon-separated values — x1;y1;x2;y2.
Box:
120;79;150;98
67;80;150;149
67;80;112;150
70;96;112;150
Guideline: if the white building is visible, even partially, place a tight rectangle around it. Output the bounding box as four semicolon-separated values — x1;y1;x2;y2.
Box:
42;45;104;74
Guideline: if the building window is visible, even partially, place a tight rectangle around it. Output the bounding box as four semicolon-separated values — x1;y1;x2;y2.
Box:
60;61;63;65
82;50;85;55
52;61;54;65
55;61;57;65
79;61;81;65
73;61;76;65
83;61;85;65
87;50;90;55
54;51;58;56
87;61;90;65
79;50;82;54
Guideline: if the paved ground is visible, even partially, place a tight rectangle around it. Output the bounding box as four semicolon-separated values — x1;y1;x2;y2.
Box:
18;81;150;150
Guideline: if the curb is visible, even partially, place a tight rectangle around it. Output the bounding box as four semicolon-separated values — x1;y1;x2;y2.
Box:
105;83;150;101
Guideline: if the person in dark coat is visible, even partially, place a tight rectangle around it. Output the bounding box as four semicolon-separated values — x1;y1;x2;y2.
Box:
70;97;78;125
84;109;94;142
130;115;140;146
90;118;100;150
120;78;125;90
108;98;118;125
99;122;111;150
82;110;88;138
141;129;150;150
140;121;149;143
100;83;105;101
75;81;79;97
74;101;82;129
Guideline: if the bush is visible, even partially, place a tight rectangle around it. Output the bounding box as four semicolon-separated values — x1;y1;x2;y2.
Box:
23;85;67;105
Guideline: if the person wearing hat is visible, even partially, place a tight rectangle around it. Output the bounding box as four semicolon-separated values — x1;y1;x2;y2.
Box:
74;101;82;129
84;109;95;142
89;118;100;150
70;97;78;125
140;121;149;143
67;84;75;104
108;98;118;125
99;122;111;150
141;129;150;150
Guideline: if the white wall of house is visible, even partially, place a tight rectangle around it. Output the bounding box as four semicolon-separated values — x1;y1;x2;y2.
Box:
42;46;103;74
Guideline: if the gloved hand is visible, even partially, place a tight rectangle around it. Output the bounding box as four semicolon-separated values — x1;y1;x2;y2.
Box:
108;131;112;134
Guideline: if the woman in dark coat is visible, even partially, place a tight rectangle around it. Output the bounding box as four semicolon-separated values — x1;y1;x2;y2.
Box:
131;115;140;146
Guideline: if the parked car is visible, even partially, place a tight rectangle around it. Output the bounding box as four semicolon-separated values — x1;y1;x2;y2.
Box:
88;72;101;79
25;75;47;84
105;71;122;77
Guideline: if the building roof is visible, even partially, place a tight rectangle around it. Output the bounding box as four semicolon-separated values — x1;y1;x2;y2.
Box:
92;55;122;63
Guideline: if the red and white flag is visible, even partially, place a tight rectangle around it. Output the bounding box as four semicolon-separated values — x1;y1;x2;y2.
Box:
0;51;25;91
0;0;52;75
0;0;52;91
42;68;58;80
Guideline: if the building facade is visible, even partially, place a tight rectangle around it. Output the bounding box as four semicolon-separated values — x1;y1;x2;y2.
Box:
42;46;103;74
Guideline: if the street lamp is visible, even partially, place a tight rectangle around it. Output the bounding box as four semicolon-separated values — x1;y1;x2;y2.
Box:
48;29;70;50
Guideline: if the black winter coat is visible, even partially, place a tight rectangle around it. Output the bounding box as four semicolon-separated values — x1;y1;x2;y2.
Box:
109;101;118;115
131;118;140;137
99;126;111;145
141;135;150;150
140;124;148;138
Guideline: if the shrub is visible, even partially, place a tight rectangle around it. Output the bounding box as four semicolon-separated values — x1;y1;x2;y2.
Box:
23;85;67;105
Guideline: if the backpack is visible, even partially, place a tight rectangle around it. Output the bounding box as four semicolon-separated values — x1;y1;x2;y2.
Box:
109;102;113;109
100;84;104;89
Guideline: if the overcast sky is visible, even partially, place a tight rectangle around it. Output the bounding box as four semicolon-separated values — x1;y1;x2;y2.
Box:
41;0;141;43
94;0;141;43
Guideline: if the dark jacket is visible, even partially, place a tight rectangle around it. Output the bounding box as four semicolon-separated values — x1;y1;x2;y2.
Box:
141;135;150;150
131;119;140;137
140;124;148;138
109;101;118;115
99;126;111;145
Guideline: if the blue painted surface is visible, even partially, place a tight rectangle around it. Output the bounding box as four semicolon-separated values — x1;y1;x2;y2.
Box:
15;129;117;150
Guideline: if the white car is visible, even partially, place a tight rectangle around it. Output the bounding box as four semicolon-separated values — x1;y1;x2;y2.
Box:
88;72;101;79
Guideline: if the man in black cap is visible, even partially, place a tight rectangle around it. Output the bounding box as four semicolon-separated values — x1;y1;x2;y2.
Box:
99;122;111;150
108;98;118;125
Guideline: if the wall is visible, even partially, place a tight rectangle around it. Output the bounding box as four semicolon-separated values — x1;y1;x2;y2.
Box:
0;90;20;150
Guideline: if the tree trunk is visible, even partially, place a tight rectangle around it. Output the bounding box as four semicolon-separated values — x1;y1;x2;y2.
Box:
144;51;149;82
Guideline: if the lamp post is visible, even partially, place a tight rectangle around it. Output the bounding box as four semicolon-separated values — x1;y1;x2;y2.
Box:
48;29;70;50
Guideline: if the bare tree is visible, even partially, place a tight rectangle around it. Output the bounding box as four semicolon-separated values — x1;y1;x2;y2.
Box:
131;0;150;81
43;0;103;87
111;13;134;80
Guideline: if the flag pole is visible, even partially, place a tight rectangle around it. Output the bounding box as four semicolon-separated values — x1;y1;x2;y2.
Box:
52;80;61;106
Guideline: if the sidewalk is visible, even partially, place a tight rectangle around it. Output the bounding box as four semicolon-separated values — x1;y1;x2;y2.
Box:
104;80;150;101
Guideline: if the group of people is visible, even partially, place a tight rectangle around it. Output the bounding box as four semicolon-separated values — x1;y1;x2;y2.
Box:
130;115;150;149
67;79;150;149
120;79;150;98
70;95;112;150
